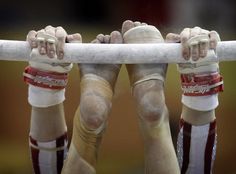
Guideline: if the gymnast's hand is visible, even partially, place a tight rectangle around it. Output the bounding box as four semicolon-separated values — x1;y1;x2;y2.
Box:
166;27;223;112
165;26;220;62
24;26;82;107
27;25;81;59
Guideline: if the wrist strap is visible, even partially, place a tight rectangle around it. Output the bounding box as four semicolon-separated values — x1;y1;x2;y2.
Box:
181;72;223;96
23;66;68;90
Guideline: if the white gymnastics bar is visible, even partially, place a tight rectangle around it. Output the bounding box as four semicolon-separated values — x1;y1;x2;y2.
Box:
0;40;236;64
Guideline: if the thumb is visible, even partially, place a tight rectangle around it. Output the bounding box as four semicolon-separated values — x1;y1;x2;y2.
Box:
165;33;180;43
66;33;82;43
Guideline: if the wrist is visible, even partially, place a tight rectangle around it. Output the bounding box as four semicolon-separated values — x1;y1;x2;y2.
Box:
178;58;223;111
28;85;65;108
24;66;68;108
180;72;223;111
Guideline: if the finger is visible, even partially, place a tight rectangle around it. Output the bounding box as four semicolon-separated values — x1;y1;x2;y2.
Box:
26;30;37;48
96;34;105;43
46;41;56;58
200;28;209;35
55;26;67;59
141;22;147;26
134;21;141;27
199;39;209;58
45;25;56;58
37;29;47;55
180;28;191;60
122;20;135;34
104;35;110;43
66;33;82;43
165;33;181;43
110;31;123;44
190;27;209;60
45;25;55;36
190;26;202;37
209;31;220;50
190;43;199;61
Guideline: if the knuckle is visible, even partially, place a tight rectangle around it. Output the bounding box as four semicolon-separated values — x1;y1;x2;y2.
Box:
210;30;218;35
57;35;66;41
56;26;63;30
74;33;82;39
194;26;201;29
27;30;36;39
210;31;221;41
181;36;188;43
45;25;53;30
29;30;37;35
165;33;173;40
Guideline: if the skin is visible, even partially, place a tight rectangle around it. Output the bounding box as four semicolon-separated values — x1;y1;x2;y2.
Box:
63;21;180;174
27;24;220;173
122;20;180;174
166;27;220;125
27;26;81;141
62;31;123;173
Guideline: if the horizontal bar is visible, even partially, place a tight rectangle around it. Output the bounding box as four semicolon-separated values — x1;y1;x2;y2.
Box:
0;40;236;64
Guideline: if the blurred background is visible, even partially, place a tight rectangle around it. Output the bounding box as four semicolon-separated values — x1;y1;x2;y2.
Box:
0;0;236;173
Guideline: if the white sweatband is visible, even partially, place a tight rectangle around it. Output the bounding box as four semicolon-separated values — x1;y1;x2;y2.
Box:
182;94;218;111
28;85;65;108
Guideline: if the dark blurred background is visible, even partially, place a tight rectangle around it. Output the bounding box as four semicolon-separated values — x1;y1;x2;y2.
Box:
0;0;236;173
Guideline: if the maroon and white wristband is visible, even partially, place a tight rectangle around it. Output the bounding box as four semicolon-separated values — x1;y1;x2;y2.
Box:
181;72;223;96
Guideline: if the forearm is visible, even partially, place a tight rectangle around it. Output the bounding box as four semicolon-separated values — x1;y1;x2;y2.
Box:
30;103;67;141
167;27;222;174
25;26;79;174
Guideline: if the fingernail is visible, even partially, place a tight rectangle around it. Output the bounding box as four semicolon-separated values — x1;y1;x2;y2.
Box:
183;52;188;59
192;56;198;61
50;51;55;56
200;50;205;57
32;41;37;47
210;42;215;49
40;47;46;54
59;52;64;59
